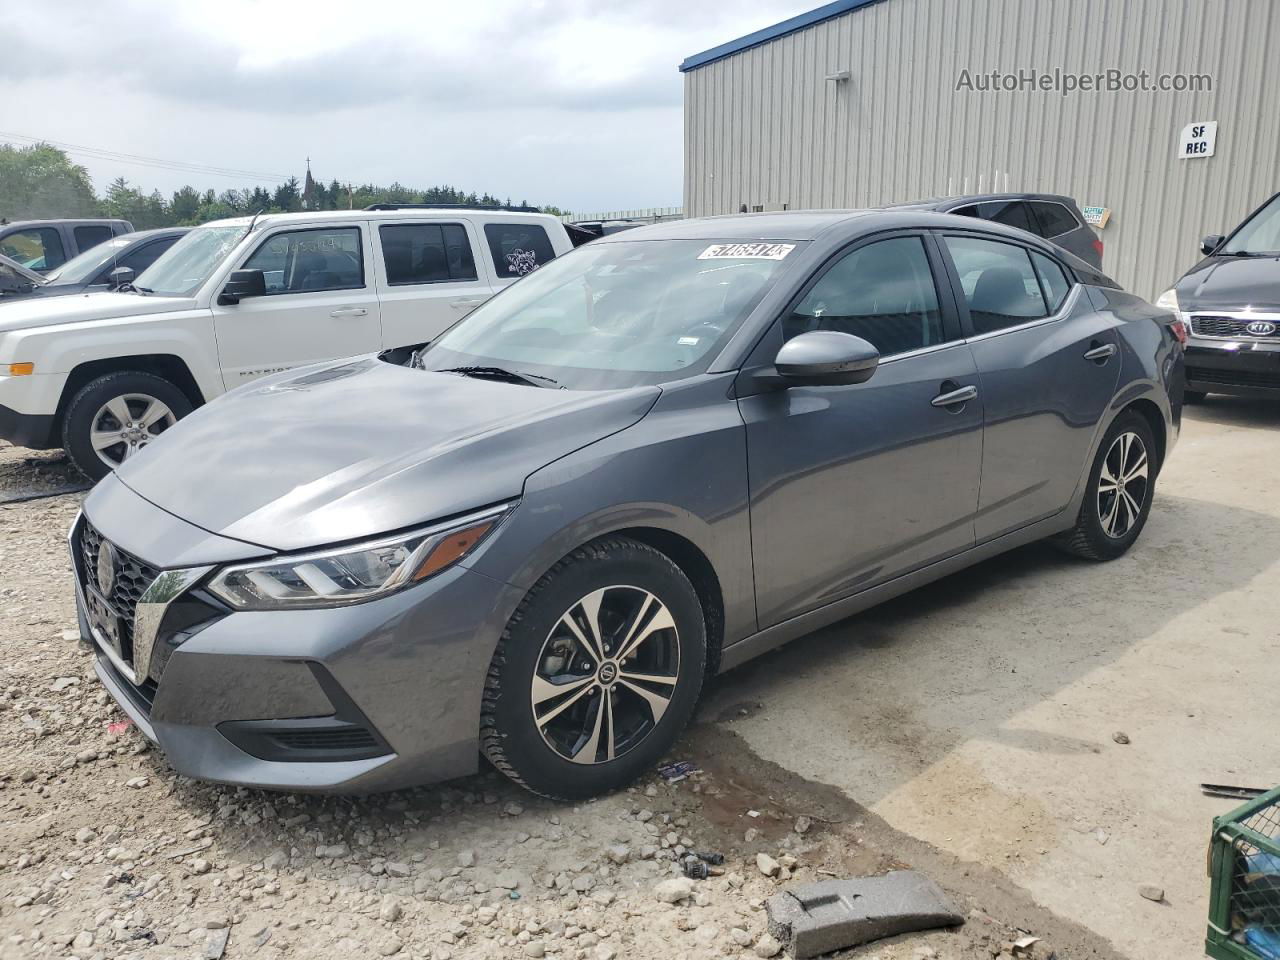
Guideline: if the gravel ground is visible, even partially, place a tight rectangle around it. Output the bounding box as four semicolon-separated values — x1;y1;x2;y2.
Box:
0;442;1124;960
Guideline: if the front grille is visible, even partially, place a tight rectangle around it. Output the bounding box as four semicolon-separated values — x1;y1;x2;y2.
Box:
1190;314;1280;340
79;520;162;662
1187;367;1280;389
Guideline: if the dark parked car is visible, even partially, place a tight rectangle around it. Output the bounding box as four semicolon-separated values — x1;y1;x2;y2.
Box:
72;210;1182;798
1159;191;1280;401
890;194;1104;268
0;218;133;274
0;228;189;302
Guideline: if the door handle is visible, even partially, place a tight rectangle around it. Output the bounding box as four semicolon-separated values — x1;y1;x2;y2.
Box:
330;307;368;318
1084;342;1116;363
449;297;487;310
931;384;978;408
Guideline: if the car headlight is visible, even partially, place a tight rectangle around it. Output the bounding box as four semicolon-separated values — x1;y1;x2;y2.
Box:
1155;288;1180;313
207;505;510;610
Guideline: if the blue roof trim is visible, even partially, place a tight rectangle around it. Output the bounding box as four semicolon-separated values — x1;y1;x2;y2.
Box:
679;0;889;72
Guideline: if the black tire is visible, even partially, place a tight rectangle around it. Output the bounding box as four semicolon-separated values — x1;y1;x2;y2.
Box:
62;371;193;481
481;536;706;800
1055;410;1158;561
1183;389;1207;404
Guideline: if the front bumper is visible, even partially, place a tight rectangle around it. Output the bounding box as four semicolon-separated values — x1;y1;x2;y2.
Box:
74;479;523;793
1185;336;1280;398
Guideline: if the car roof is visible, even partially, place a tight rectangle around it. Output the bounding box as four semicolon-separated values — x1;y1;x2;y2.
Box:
0;218;132;229
201;209;560;231
887;192;1079;211
118;227;191;240
595;210;878;242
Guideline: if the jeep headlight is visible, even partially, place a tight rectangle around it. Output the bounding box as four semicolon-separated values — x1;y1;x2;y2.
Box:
1155;288;1180;313
207;506;508;609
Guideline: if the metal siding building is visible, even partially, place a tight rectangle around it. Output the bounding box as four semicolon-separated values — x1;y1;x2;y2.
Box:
681;0;1280;296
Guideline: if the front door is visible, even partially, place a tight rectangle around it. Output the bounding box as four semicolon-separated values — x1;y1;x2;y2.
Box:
938;233;1121;541
738;233;984;629
211;223;383;388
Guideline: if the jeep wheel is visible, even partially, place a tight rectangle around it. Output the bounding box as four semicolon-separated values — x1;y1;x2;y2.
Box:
63;372;193;480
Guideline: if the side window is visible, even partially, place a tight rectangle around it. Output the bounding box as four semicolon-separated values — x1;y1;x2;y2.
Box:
1028;201;1079;239
379;223;477;285
1031;251;1072;312
951;205;980;219
0;228;66;271
74;225;113;252
944;236;1048;335
785;236;946;357
975;200;1036;234
243;228;363;294
484;223;557;280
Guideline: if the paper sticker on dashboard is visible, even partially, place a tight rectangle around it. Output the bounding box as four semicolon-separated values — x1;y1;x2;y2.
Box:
698;243;796;260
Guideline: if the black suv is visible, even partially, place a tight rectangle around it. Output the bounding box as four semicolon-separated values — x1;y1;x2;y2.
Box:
1161;191;1280;401
889;193;1104;268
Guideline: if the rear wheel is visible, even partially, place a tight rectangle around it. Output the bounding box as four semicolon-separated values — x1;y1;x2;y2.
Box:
62;371;193;480
481;537;706;800
1055;410;1157;561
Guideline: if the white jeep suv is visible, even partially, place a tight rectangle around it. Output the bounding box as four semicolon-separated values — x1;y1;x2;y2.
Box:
0;207;574;478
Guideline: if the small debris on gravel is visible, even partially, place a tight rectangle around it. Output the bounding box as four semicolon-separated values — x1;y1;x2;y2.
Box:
1112;731;1131;744
1138;884;1165;902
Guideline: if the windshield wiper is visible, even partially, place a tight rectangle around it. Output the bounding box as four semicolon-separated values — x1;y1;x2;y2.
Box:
438;365;560;388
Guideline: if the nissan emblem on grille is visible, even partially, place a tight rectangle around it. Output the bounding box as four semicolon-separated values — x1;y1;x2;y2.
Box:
97;539;118;597
1247;320;1278;336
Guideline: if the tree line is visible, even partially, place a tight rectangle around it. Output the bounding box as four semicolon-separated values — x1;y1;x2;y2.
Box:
0;143;566;228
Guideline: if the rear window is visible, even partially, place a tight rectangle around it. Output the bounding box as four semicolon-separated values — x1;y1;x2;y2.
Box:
975;200;1035;234
1031;252;1072;312
380;224;477;285
484;223;556;280
1029;201;1080;239
74;225;114;251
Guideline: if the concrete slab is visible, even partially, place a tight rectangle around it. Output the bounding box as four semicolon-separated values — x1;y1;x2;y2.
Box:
766;871;963;957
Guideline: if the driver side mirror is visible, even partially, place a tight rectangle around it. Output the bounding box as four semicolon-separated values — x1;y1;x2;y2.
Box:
1200;234;1225;257
107;266;134;289
775;331;880;386
218;268;267;305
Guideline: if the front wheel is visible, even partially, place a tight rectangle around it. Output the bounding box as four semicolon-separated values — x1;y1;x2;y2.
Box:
62;371;193;480
1054;410;1157;561
480;537;706;800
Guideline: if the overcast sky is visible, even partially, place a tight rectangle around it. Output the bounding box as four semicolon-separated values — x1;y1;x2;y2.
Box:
3;0;813;214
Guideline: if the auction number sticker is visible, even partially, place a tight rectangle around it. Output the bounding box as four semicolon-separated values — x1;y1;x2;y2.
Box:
698;242;796;260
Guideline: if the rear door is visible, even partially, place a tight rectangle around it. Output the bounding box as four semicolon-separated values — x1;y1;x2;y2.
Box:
739;231;984;628
211;222;383;387
938;232;1120;541
372;218;493;347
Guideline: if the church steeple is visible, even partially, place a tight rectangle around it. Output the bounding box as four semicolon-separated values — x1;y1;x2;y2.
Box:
302;157;317;210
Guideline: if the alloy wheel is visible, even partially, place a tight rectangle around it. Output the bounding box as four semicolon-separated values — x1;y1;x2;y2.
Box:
90;394;176;469
1098;430;1149;539
531;585;680;765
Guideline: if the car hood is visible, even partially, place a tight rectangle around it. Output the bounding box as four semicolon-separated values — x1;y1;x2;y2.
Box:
1176;254;1280;312
115;358;661;552
0;290;196;327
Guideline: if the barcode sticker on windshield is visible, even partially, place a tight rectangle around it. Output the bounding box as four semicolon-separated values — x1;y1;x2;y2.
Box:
698;242;795;261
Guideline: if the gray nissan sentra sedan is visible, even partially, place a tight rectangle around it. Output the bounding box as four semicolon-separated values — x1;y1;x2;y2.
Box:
71;210;1185;799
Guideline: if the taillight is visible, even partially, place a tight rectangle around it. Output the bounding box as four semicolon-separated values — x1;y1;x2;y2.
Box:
1171;318;1189;346
1093;238;1105;259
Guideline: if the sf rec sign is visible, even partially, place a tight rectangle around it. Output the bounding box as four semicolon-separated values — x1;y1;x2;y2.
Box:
1178;121;1218;159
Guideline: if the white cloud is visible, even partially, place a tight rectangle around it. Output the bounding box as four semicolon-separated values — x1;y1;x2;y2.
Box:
3;0;813;212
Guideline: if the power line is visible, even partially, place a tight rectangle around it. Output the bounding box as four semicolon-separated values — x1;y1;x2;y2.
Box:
0;131;294;183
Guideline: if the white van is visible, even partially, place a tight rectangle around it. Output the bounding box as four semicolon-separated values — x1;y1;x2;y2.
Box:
0;207;575;478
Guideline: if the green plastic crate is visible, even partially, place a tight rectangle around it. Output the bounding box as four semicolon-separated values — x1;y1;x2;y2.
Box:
1207;785;1280;960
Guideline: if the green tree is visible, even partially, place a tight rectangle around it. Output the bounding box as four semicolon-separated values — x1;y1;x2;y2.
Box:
0;143;99;220
170;186;202;223
101;178;169;229
272;177;301;212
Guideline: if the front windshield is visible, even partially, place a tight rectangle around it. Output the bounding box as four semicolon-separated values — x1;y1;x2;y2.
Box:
1222;195;1280;255
136;224;245;297
421;239;797;389
45;237;131;284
